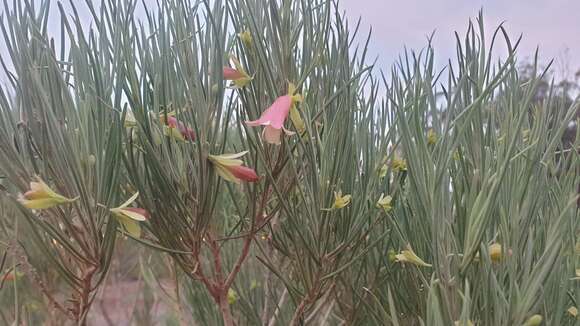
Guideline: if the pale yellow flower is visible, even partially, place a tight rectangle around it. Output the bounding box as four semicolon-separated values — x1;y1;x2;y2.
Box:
376;193;393;213
110;192;148;238
19;177;77;210
395;245;431;267
208;151;259;184
323;191;351;211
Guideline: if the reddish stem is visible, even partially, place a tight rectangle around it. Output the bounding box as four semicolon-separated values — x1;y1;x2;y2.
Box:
219;291;235;326
290;298;308;326
224;235;252;290
192;261;219;299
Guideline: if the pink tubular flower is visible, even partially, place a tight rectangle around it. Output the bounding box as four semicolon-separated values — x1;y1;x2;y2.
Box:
223;56;252;88
246;83;302;144
229;165;260;182
167;116;196;141
208;151;260;184
160;114;196;142
223;67;245;79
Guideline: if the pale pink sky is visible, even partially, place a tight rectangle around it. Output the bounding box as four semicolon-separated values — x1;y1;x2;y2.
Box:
1;1;579;82
340;0;580;79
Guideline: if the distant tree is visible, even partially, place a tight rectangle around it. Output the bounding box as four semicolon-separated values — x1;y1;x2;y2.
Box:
518;61;579;147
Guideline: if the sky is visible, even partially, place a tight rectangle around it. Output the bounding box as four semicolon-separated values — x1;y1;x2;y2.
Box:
339;0;580;80
1;0;579;82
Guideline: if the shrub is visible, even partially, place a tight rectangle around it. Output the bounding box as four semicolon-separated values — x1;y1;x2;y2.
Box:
0;1;578;325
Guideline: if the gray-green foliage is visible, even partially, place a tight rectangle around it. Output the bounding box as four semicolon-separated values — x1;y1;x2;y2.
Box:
0;0;578;325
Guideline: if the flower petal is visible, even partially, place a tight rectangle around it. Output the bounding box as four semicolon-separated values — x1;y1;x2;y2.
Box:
118;216;141;238
246;95;292;130
19;198;63;210
208;153;245;167
34;179;65;199
232;77;252;88
395;246;431;267
120;207;148;221
214;164;240;184
223;67;246;80
289;106;306;135
118;192;139;209
23;189;49;200
20;178;76;209
228;165;259;182
164;125;186;141
215;151;249;160
263;126;282;144
377;194;393;212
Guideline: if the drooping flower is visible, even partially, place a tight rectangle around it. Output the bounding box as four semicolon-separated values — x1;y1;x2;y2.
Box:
208;151;259;184
391;157;407;172
238;30;253;48
376;193;393;213
523;314;542;326
223;56;252;88
427;128;437;145
394;245;432;267
323;191;351;211
18;177;78;210
246;83;302;145
110;192;148;238
159;113;196;142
